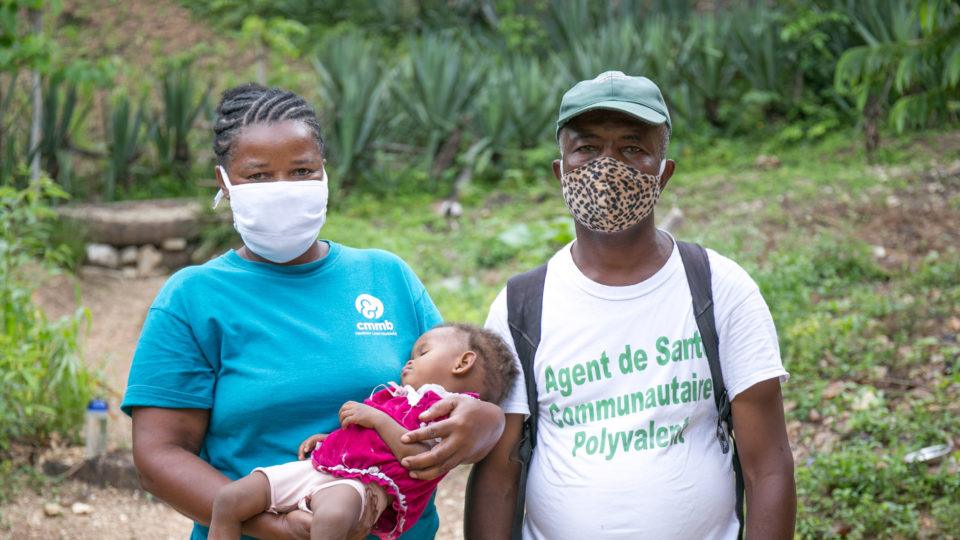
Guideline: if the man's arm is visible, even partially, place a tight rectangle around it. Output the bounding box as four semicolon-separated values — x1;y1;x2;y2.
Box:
464;413;524;540
131;407;310;540
730;378;796;539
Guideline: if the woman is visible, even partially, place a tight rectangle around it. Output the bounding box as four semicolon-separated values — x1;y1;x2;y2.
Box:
122;84;505;540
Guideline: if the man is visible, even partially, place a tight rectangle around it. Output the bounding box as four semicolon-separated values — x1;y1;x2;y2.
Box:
465;72;796;539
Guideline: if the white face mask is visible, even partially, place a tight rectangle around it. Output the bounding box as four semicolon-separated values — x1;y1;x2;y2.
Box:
213;166;329;263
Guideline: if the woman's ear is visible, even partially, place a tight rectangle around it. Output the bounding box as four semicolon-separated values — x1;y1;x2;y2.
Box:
215;166;230;200
452;351;477;375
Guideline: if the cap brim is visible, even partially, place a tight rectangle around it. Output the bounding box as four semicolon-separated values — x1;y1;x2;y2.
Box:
557;101;668;136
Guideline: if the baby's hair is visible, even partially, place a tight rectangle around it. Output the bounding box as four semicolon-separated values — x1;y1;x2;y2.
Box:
213;83;325;166
439;323;518;404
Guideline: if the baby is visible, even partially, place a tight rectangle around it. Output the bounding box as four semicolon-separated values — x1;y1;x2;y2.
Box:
208;323;518;540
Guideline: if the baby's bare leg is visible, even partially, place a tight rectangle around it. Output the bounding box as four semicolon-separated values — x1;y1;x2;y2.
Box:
208;472;271;540
309;484;363;540
346;483;391;540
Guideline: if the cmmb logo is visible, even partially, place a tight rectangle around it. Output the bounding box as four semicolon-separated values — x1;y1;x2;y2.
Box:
354;294;396;335
355;293;384;319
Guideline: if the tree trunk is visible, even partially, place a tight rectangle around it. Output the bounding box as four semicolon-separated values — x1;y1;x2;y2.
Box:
28;7;43;181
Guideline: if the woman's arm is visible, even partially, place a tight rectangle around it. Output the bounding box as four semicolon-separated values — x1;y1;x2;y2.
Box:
131;407;311;540
398;395;506;480
339;401;432;461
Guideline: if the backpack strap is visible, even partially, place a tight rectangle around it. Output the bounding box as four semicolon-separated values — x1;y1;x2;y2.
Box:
676;241;745;540
505;263;547;540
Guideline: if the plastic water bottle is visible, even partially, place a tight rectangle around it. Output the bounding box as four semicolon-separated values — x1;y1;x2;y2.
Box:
84;398;109;458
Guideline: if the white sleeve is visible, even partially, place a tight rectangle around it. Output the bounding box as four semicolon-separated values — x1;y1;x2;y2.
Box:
710;252;789;401
484;287;530;416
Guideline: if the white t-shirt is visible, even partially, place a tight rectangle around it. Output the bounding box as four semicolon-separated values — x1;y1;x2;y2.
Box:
485;238;788;540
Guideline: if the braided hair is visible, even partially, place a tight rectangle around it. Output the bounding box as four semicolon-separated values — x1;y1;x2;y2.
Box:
213;83;325;166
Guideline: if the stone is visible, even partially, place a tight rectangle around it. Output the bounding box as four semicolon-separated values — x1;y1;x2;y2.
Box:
436;199;463;219
70;502;94;515
871;245;887;259
822;381;845;400
754;154;781;170
43;503;64;517
161;248;192;270
85;244;119;268
56;199;205;246
121;267;139;279
137;245;164;276
162;237;188;251
119;246;139;266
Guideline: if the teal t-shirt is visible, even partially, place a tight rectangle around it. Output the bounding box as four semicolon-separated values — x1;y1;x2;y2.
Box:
121;242;443;540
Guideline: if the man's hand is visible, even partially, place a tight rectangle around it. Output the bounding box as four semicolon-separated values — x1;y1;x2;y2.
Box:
399;395;505;480
298;433;328;460
339;401;385;430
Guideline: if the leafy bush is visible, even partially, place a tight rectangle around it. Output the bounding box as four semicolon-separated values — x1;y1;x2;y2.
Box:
103;92;149;201
151;61;211;181
313;31;392;188
0;180;96;454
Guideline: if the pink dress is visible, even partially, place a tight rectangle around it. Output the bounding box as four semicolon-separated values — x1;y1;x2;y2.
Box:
312;384;476;539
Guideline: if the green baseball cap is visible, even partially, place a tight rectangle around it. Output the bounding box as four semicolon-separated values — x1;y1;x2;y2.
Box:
556;71;671;137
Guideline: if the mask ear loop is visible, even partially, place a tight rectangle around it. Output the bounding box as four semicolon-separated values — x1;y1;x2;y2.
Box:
212;166;234;209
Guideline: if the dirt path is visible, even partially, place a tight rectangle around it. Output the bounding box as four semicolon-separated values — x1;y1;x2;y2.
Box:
2;270;468;539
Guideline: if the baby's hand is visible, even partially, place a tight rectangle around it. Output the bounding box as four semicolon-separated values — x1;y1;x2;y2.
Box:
339;401;383;430
298;433;327;460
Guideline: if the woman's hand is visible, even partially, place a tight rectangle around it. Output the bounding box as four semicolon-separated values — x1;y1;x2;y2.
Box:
271;510;312;540
398;395;505;480
339;401;385;429
298;433;328;460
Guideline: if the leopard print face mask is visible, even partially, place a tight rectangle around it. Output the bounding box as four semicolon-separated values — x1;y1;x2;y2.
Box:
559;156;665;233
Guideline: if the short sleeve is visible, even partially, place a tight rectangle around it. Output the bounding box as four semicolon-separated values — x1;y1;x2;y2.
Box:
710;253;789;401
393;254;443;333
415;289;443;334
484;288;529;415
121;307;215;416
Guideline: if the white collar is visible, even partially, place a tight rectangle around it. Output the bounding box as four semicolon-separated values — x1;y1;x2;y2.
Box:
387;382;451;406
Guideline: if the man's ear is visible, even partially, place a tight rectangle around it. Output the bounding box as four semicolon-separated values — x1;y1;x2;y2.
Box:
452;351;477;375
552;159;562;183
659;159;676;191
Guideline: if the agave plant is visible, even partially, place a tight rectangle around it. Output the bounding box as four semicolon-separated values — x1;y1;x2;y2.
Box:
553;20;647;84
674;14;737;129
393;33;486;179
38;72;88;187
0;73;22;185
313;31;392;187
152;62;211;179
103;93;148;201
727;3;802;119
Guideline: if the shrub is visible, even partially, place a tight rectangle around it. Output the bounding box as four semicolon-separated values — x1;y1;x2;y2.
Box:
0;180;96;454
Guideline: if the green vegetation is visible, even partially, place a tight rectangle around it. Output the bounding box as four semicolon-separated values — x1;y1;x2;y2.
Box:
0;180;96;459
1;0;958;537
3;1;959;198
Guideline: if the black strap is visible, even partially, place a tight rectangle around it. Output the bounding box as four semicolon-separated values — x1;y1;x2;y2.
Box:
505;264;547;540
504;243;744;540
677;241;745;540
